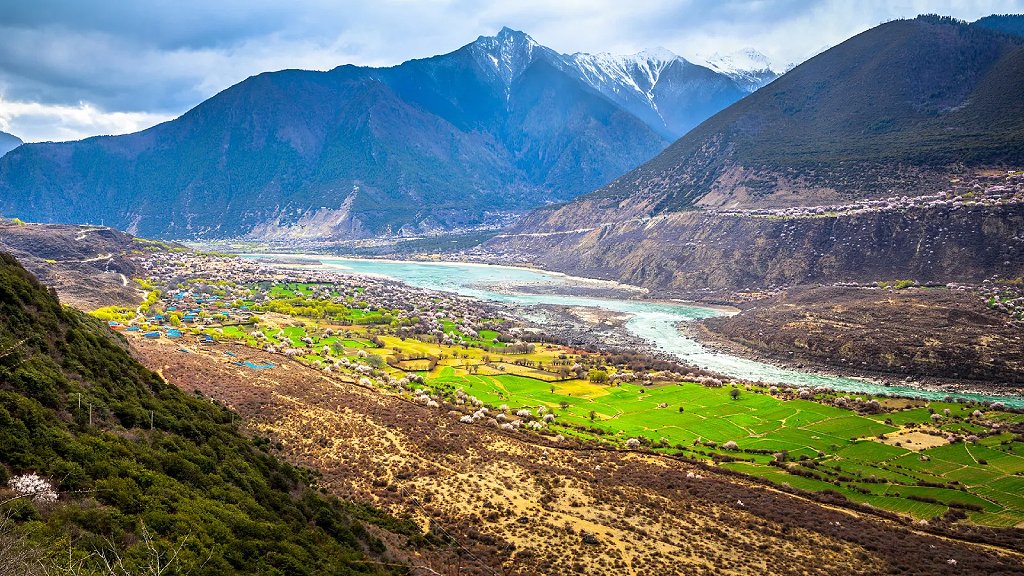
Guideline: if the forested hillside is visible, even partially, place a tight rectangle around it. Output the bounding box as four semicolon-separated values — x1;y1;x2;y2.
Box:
0;252;403;574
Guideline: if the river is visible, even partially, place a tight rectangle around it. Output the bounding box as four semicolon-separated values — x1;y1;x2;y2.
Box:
243;254;1023;407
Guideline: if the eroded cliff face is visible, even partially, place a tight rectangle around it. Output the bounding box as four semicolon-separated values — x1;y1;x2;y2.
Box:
487;202;1024;295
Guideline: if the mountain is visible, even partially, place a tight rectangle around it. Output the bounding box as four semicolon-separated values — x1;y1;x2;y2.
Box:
0;251;401;573
484;16;1024;293
697;48;784;92
0;131;21;157
974;14;1024;37
562;47;762;139
0;28;773;240
586;15;1024;216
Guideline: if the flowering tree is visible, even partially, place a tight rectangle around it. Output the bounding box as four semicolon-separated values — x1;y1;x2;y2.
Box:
8;473;57;504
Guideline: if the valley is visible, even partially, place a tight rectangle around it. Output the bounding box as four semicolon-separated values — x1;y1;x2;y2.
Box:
131;336;1024;575
90;245;1024;535
2;218;1024;573
2;8;1024;576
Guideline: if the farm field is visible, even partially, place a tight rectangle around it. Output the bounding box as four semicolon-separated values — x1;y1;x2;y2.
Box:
119;264;1024;530
129;335;1024;576
419;365;1024;527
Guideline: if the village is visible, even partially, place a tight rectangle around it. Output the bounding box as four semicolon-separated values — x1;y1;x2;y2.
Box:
101;250;547;362
711;170;1024;220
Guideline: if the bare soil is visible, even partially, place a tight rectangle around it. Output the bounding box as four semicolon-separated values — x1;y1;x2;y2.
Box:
0;223;145;308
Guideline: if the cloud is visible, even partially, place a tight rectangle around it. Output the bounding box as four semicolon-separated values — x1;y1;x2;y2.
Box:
1;0;1022;142
0;97;174;142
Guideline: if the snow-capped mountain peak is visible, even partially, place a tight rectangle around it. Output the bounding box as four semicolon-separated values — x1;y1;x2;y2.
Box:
697;47;776;74
461;27;780;137
565;48;685;100
469;27;543;87
636;46;680;64
694;48;781;92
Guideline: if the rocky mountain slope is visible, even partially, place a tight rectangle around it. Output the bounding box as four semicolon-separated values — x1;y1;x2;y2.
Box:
486;16;1024;293
0;221;176;309
0;131;21;157
0;29;773;241
486;173;1024;293
701;285;1024;385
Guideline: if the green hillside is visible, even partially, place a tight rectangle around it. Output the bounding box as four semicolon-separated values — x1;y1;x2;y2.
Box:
0;251;400;574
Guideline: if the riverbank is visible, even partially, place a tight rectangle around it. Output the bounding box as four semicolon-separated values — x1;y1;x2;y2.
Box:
240;254;1024;406
695;285;1024;398
687;322;1024;400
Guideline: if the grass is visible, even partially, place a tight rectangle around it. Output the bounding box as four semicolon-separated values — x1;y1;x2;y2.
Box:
419;366;1024;527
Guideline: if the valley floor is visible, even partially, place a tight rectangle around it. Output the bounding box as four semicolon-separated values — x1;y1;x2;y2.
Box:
5;224;1024;573
131;337;1024;575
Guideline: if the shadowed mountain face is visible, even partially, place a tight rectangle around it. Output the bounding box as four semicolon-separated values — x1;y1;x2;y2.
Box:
487;16;1024;293
0;131;21;157
0;28;770;240
974;14;1024;37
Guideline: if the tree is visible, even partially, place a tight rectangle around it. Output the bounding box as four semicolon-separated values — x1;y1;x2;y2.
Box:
587;369;608;383
588;410;596;421
730;388;740;400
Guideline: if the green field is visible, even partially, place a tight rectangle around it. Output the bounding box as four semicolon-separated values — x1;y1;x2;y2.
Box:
421;367;1024;527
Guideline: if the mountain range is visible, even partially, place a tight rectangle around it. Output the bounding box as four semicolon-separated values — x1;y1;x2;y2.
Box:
0;29;777;240
485;15;1024;292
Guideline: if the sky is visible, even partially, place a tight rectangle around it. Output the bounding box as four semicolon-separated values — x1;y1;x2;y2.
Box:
0;0;1020;143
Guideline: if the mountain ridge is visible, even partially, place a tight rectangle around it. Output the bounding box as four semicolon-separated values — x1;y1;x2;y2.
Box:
483;16;1024;293
0;131;21;157
504;16;1024;224
0;28;775;240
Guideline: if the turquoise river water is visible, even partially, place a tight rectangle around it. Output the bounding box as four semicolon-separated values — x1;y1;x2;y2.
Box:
245;255;1023;407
